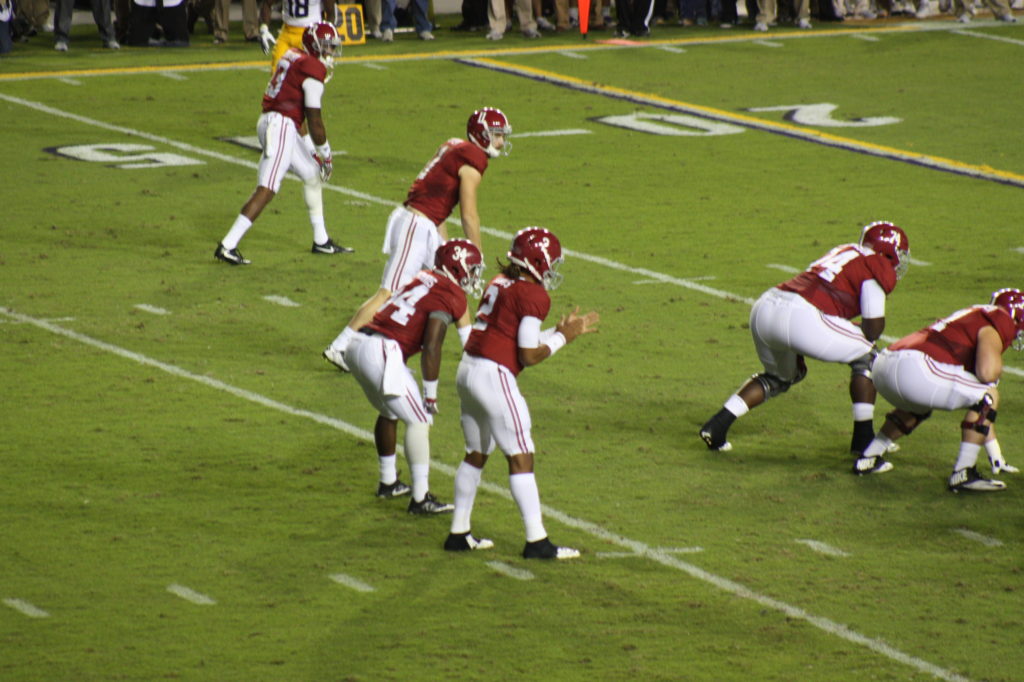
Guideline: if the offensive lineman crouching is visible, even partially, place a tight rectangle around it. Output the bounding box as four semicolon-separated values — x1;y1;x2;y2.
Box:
854;288;1024;491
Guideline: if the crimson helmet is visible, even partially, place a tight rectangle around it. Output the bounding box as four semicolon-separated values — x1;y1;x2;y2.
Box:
859;221;910;280
303;22;341;73
467;108;511;158
435;239;484;297
991;288;1024;351
508;227;563;290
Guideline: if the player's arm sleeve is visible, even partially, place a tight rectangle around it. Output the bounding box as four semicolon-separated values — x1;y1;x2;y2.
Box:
302;77;325;109
517;316;542;349
860;279;886;319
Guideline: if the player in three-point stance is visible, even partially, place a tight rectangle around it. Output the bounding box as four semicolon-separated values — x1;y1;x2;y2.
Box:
855;288;1024;492
345;240;485;513
699;221;911;469
444;227;600;560
215;22;351;265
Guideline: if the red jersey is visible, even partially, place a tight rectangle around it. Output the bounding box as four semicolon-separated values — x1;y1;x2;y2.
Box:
777;243;898;319
404;139;489;226
262;48;327;130
465;274;551;376
367;270;467;361
889;305;1018;373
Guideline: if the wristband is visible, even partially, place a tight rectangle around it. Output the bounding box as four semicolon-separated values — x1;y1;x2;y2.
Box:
315;141;331;159
545;331;566;356
422;379;438;400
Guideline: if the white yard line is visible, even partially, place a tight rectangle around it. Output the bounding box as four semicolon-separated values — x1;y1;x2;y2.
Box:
134;304;170;315
952;528;1003;548
262;295;301;307
486;561;535;580
3;598;51;618
166;583;217;605
0;305;970;682
329;573;377;592
795;539;851;557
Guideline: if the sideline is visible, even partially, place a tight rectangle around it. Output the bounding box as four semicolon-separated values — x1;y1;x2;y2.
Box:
0;304;970;682
0;19;1017;81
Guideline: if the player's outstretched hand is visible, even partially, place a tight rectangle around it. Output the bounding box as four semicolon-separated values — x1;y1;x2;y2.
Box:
556;307;600;344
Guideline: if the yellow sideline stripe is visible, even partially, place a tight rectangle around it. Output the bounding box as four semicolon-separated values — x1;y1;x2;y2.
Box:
0;21;978;81
466;56;1024;187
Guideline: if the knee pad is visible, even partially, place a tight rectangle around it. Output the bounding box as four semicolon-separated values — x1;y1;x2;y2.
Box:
961;394;996;435
885;409;930;436
849;350;876;379
754;372;792;399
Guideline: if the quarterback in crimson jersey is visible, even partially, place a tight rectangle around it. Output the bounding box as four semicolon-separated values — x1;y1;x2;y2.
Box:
323;108;511;372
855;289;1024;492
700;221;910;465
215;22;351;265
346;240;483;514
444;228;600;560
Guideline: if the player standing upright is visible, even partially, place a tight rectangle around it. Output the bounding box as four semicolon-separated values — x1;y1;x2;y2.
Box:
322;108;511;371
215;22;352;265
346;240;484;513
259;0;339;70
444;228;599;559
855;288;1024;491
699;221;911;465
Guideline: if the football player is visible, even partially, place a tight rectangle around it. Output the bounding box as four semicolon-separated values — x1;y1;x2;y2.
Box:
699;221;911;466
345;240;484;513
854;288;1024;491
258;0;339;69
322;107;511;371
444;228;599;559
215;22;352;265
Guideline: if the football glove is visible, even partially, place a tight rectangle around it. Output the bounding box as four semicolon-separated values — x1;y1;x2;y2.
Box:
314;142;333;182
988;451;1020;474
258;23;275;55
422;379;439;414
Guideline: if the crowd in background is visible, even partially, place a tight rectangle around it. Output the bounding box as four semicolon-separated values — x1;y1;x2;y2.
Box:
1;0;1019;56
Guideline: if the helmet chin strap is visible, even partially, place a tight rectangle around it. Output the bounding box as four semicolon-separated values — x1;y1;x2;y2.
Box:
321;56;335;83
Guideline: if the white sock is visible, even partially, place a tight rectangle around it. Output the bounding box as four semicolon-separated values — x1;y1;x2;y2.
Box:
852;402;874;422
221;215;253;250
378;454;397;485
984;439;1002;462
303;179;329;245
862;433;893;458
450;461;483;534
330;326;357;352
724;394;749;418
953;441;982;472
405;422;431;501
510;472;546;542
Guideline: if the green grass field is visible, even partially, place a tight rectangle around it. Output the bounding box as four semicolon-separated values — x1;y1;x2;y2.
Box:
3;14;1024;681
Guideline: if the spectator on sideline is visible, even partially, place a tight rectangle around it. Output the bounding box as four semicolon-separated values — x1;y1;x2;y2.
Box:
616;0;655;36
451;0;489;31
54;0;119;50
322;107;511;371
854;289;1024;491
699;222;911;464
375;0;435;41
952;0;1017;21
212;0;260;43
127;0;190;46
13;0;50;39
346;240;484;514
486;0;541;38
444;228;600;559
754;0;813;29
215;22;352;265
0;0;12;55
